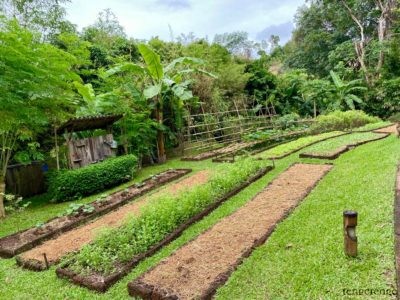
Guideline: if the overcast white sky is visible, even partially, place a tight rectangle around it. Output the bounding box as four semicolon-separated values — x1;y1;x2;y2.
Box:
65;0;305;43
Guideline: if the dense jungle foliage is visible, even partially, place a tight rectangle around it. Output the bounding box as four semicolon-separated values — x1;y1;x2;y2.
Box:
0;0;399;215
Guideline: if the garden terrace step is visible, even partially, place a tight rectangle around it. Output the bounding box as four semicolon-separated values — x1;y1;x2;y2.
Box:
128;163;332;300
55;166;273;293
0;169;191;258
299;132;389;160
253;131;347;160
181;141;260;161
16;171;210;271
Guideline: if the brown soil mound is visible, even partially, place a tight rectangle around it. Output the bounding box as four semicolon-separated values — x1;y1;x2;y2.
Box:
129;163;332;299
18;171;209;269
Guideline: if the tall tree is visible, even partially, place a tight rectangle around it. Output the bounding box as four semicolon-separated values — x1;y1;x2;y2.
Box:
0;0;73;40
0;19;77;217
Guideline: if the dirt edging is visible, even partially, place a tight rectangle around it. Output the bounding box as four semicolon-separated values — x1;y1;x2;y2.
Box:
55;166;273;293
0;169;191;258
127;163;333;299
299;133;389;160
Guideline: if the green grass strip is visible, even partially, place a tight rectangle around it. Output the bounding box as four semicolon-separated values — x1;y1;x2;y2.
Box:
62;158;268;275
302;132;382;156
255;131;344;159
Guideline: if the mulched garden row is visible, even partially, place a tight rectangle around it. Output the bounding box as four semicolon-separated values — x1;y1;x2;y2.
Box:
55;166;273;293
0;169;191;258
128;163;332;299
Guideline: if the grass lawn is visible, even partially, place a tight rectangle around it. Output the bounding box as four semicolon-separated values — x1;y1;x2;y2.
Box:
302;132;383;155
0;135;399;299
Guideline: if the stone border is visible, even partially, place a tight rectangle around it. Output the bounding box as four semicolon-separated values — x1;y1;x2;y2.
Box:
56;167;273;293
299;133;389;160
127;163;333;299
0;169;191;258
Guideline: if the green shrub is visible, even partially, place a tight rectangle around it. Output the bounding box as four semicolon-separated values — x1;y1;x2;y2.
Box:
63;158;265;275
274;113;301;130
48;155;137;202
311;110;380;133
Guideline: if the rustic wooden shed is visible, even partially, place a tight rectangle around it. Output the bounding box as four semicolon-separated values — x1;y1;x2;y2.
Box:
57;115;122;169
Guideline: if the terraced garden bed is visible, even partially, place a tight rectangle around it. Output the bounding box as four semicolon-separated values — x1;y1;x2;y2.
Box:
56;161;272;292
0;169;191;258
254;131;346;160
299;132;389;160
16;171;210;271
128;163;332;299
213;130;310;163
181;141;260;161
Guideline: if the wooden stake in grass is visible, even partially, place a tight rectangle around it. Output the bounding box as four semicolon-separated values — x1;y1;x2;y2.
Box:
343;210;358;257
43;253;49;270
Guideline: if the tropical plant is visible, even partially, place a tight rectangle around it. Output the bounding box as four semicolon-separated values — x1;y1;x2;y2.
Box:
0;18;77;218
105;44;214;163
329;71;366;110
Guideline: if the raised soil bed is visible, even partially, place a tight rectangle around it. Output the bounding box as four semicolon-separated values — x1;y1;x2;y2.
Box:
55;166;273;293
16;171;210;271
128;163;332;299
394;164;400;293
299;133;389;160
254;131;348;160
212;130;309;163
182;141;260;161
0;169;191;258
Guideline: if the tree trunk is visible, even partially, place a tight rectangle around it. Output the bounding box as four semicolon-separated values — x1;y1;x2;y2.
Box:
341;0;371;85
376;0;397;73
155;107;166;164
0;177;5;218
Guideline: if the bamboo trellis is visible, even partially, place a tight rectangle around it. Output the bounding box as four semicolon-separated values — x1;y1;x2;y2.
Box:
183;105;276;154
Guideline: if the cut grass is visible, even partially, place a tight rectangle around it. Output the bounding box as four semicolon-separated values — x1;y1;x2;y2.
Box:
353;121;393;132
0;136;398;299
255;131;344;159
302;132;382;156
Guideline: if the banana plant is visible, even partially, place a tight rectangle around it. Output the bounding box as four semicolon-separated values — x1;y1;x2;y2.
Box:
73;82;115;116
329;71;367;110
104;43;215;163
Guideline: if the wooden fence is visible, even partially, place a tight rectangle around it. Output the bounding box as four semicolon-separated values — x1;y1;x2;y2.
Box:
6;162;46;197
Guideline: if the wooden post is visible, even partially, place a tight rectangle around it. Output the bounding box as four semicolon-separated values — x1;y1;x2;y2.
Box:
343;210;358;257
43;253;49;269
